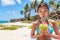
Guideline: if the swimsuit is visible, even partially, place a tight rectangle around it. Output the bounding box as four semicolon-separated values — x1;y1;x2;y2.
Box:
36;20;54;34
31;19;54;40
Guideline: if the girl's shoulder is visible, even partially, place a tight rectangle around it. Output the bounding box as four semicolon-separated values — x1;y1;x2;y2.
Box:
48;19;56;23
32;20;39;28
32;20;38;25
48;19;56;26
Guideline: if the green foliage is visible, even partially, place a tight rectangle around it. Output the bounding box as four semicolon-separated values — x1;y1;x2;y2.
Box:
2;26;17;30
22;21;32;23
20;0;60;21
0;25;24;30
29;25;32;29
56;21;60;25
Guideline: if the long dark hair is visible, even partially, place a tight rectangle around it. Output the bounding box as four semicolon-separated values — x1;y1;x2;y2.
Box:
36;3;49;24
37;3;49;12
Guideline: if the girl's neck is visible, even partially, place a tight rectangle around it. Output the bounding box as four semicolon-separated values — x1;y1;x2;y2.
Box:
41;18;47;24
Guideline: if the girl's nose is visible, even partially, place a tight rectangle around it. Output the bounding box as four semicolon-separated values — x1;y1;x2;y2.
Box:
42;12;45;15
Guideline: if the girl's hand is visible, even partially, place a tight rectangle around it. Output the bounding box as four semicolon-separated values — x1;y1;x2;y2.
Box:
57;36;60;39
45;29;60;39
31;29;45;38
40;29;44;36
51;34;60;39
49;19;60;35
45;29;51;37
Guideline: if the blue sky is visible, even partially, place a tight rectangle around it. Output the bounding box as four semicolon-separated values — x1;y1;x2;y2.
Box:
0;0;59;21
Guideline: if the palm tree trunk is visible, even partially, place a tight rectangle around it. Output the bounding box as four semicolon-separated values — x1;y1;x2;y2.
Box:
24;13;26;18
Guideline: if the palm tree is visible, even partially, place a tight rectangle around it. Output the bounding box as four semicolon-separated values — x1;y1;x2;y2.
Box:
27;12;30;20
20;3;31;21
49;0;60;20
49;0;54;7
54;1;60;19
20;10;23;15
31;0;38;12
20;0;60;21
24;3;29;19
41;0;44;3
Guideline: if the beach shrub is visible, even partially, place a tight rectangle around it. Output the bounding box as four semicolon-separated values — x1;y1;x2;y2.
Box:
0;25;4;27
56;21;60;25
0;25;17;30
22;21;32;23
29;25;32;29
0;25;24;30
2;26;17;30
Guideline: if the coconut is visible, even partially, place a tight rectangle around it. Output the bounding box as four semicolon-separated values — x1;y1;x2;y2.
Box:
39;24;48;32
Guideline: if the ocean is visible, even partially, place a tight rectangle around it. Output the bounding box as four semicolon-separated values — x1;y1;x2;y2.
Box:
0;21;9;24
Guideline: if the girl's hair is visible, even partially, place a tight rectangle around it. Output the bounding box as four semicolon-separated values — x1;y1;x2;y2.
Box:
35;3;49;24
37;3;49;12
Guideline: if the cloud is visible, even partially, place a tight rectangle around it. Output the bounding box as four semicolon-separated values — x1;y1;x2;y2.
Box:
1;0;22;6
16;0;21;4
1;0;16;6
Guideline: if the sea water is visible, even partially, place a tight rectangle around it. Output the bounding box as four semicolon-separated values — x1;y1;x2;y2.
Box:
0;21;8;24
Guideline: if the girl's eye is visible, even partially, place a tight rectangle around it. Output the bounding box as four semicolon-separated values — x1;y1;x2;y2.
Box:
39;10;48;13
39;11;42;12
39;11;41;12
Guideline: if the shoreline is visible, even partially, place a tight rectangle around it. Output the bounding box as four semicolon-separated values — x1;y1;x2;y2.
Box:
0;22;32;27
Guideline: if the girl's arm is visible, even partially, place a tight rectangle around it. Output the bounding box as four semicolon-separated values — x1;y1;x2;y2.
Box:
31;21;44;38
50;34;60;39
52;21;60;35
49;20;60;35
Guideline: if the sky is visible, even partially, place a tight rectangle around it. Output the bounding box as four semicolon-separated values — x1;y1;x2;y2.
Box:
0;0;59;21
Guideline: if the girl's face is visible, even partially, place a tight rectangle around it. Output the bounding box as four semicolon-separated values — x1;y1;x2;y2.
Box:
38;6;49;19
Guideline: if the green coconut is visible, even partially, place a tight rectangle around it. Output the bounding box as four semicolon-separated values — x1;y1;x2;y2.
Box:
39;24;48;32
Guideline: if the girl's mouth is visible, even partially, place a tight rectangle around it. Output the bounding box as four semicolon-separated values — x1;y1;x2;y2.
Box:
42;16;45;18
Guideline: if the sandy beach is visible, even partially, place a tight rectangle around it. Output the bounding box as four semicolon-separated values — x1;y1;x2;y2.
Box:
0;22;59;40
0;22;32;40
0;27;31;40
1;22;32;27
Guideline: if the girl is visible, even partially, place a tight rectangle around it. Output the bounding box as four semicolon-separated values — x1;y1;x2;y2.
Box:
31;3;60;40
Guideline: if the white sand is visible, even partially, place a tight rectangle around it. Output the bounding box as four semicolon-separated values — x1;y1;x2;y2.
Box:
0;22;32;40
2;22;32;27
0;27;31;40
0;27;59;40
0;22;59;40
